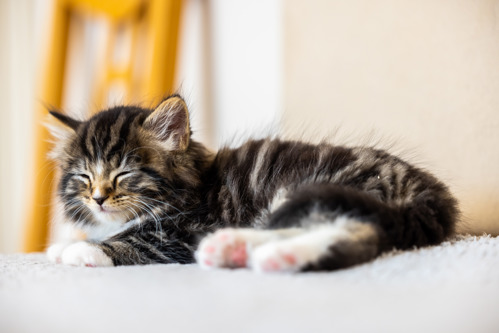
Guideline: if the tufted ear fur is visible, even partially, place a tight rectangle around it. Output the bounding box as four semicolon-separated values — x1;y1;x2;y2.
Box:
49;110;81;131
143;95;190;151
46;110;82;160
46;110;81;142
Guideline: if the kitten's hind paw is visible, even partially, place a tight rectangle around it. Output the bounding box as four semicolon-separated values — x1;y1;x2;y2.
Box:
196;228;304;270
60;241;114;267
251;241;306;273
196;229;249;269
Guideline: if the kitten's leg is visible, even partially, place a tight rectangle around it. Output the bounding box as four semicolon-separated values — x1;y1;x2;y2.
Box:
58;241;114;267
56;230;195;266
251;217;380;273
196;228;304;269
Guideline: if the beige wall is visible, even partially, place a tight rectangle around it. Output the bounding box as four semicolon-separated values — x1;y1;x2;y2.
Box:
0;0;37;252
176;0;282;149
283;0;499;234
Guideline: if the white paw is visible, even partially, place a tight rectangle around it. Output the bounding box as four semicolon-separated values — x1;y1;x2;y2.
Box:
251;241;309;273
60;241;113;267
196;229;250;269
250;231;336;273
47;242;72;263
196;228;306;270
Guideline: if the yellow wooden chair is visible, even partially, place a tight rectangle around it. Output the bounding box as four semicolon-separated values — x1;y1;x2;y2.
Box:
24;0;182;252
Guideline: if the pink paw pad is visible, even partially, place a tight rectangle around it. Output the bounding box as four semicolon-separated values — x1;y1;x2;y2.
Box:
261;258;281;272
203;245;216;254
282;253;297;265
229;243;247;267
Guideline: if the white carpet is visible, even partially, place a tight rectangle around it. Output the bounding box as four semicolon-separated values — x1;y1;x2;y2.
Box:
1;235;498;333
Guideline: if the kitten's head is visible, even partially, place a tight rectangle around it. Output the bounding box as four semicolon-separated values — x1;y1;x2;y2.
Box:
48;95;207;232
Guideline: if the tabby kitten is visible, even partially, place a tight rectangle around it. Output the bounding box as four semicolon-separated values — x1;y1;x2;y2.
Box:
47;95;458;272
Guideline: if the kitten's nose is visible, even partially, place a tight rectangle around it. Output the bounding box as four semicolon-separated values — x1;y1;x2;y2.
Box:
93;196;109;206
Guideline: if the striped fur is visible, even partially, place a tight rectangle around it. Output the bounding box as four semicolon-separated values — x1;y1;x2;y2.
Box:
47;95;459;271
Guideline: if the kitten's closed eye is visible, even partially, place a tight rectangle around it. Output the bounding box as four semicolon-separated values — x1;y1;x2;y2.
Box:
75;173;91;185
113;171;131;187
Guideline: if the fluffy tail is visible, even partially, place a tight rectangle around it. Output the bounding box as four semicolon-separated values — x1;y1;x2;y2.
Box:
266;184;458;268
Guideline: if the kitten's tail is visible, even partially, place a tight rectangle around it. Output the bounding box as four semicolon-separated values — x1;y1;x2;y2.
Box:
266;184;458;269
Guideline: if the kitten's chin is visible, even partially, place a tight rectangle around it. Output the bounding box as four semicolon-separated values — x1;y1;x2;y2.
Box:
93;209;128;224
85;210;130;240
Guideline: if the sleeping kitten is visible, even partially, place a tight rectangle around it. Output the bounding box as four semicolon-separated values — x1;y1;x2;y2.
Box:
46;95;458;272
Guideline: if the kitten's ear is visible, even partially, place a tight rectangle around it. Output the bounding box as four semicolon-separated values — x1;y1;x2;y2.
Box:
46;110;81;142
143;96;190;151
46;110;81;160
49;110;81;131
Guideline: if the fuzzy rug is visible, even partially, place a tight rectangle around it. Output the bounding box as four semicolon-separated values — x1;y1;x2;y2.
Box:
1;235;498;333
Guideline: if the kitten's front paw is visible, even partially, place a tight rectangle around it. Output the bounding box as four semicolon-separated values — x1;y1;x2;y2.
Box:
196;229;250;269
60;241;113;267
47;242;71;263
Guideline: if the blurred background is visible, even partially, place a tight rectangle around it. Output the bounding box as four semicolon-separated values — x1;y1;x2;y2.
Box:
0;0;498;253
